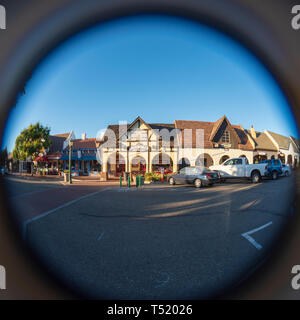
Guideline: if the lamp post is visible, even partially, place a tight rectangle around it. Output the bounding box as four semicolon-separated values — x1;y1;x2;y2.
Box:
69;140;73;184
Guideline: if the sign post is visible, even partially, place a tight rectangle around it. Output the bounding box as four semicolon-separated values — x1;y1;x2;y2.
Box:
69;141;73;184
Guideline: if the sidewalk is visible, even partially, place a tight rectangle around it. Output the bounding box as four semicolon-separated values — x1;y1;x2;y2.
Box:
7;172;63;182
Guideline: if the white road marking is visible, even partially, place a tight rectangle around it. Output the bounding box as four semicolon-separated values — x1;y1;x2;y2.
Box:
241;221;273;250
22;188;111;241
97;232;105;241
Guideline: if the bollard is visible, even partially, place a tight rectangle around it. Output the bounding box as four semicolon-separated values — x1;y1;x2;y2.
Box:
120;176;122;188
128;175;130;188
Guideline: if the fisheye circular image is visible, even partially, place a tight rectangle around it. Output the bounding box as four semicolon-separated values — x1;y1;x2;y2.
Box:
1;14;298;299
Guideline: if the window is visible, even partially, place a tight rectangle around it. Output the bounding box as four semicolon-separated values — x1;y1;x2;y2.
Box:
223;159;233;166
221;130;230;143
179;168;187;174
233;159;242;165
274;160;280;166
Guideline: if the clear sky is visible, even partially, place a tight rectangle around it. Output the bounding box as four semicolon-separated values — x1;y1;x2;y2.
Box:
2;14;299;152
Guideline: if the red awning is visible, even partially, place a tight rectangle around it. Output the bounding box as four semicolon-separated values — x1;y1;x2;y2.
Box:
34;156;49;162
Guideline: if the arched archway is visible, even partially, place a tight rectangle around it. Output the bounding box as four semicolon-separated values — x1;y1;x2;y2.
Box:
219;155;229;165
107;152;125;177
287;154;293;166
152;153;173;172
253;154;267;163
177;157;190;170
196;154;214;167
131;155;147;174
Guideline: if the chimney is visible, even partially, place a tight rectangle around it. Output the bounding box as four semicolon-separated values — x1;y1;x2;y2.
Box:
81;133;86;140
250;125;257;139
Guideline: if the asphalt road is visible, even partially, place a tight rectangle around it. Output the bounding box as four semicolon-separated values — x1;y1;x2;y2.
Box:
3;175;296;299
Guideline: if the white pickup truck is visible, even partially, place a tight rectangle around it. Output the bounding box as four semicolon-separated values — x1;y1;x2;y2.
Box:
210;157;268;183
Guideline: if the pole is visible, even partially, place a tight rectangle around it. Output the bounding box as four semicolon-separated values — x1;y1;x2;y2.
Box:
69;143;72;184
128;175;130;188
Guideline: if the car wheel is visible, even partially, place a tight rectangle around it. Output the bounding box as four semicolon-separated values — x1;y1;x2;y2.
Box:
194;178;202;188
285;171;290;177
251;171;261;183
169;177;175;185
272;171;278;180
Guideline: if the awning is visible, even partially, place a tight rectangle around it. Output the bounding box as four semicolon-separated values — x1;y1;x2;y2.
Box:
59;153;97;161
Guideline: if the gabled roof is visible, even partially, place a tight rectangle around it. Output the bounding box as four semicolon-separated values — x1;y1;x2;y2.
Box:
245;130;277;151
174;118;252;150
290;136;300;153
267;131;290;150
209;115;241;144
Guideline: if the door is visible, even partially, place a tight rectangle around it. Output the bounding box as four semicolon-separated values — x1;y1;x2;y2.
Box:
220;159;234;177
185;167;197;184
174;167;187;184
232;158;244;177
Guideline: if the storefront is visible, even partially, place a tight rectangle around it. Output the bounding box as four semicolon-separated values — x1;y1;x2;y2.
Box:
60;148;101;176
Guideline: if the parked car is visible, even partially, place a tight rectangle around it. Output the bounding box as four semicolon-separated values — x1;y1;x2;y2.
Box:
280;164;292;177
259;159;282;180
210;157;268;183
168;166;220;188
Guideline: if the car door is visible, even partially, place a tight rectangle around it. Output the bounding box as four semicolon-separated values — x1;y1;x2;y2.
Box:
220;159;234;177
232;158;244;177
175;167;187;184
185;167;196;184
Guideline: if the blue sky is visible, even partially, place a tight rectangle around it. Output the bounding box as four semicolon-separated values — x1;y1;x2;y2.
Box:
2;14;298;152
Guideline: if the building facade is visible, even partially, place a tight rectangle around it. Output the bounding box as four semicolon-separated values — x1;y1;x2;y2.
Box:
97;115;300;178
32;115;299;177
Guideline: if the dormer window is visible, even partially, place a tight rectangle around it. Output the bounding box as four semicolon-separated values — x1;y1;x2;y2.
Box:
222;130;230;143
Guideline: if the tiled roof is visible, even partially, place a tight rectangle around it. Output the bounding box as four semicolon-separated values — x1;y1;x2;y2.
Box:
232;125;253;150
69;138;97;150
149;123;175;131
290;136;300;152
267;131;290;150
174;120;253;150
175;120;214;148
245;130;277;151
53;133;70;139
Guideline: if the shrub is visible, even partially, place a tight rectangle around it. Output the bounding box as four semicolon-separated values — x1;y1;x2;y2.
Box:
145;172;161;182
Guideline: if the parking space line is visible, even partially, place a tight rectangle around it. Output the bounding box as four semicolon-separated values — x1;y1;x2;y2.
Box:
241;221;273;250
22;188;111;241
97;232;105;241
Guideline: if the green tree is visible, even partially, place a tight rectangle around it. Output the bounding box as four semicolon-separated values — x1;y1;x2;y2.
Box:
13;123;51;161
